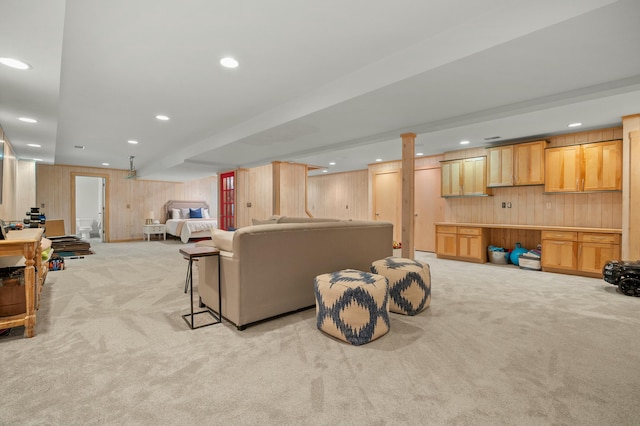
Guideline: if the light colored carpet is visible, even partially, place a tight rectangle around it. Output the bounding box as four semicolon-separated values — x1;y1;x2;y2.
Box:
2;240;639;425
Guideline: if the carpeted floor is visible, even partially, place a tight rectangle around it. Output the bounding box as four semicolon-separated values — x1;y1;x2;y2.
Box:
1;239;639;425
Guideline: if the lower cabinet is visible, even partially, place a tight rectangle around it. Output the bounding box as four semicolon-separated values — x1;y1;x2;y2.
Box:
435;226;457;257
541;230;620;277
437;224;620;278
577;233;620;275
436;225;487;263
541;231;577;272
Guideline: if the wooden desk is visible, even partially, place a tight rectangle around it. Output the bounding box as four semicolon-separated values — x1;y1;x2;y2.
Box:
0;228;45;338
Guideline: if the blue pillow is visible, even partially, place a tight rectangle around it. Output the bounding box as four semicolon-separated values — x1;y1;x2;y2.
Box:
189;208;203;218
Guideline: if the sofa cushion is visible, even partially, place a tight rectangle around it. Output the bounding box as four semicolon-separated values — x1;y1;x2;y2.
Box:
252;217;279;225
277;216;341;224
211;228;234;252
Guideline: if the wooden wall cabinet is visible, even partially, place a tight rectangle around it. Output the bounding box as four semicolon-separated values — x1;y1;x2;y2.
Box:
545;140;621;193
487;140;546;187
441;157;490;197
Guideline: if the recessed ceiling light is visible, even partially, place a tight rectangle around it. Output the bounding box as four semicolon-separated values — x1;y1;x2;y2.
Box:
460;140;470;145
322;169;328;173
33;158;43;162
27;143;41;148
102;162;110;166
329;162;336;166
568;122;582;128
128;140;138;145
375;158;382;162
220;57;239;68
18;117;37;123
416;152;424;156
0;57;31;70
156;115;170;121
74;145;85;149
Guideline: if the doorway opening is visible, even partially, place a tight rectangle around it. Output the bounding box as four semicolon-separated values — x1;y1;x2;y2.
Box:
71;173;109;243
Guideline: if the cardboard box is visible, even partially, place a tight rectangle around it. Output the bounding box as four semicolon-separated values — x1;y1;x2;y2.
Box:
45;219;66;237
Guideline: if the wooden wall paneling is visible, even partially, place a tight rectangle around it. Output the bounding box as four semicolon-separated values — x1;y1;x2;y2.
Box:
308;169;369;220
252;164;273;221
0;138;19;220
279;162;307;217
629;130;640;258
235;168;249;228
16;161;36;219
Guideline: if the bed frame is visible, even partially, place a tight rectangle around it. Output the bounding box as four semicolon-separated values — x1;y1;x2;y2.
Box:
163;200;210;222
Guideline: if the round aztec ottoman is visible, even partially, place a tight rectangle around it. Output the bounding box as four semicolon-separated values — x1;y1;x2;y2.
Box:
371;257;431;315
314;269;390;345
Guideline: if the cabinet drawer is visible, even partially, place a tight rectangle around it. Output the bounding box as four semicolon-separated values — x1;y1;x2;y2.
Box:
457;227;482;236
436;225;457;234
578;232;620;244
541;231;576;241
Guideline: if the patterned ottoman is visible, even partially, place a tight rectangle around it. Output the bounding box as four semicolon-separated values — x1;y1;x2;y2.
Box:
371;257;431;315
314;269;390;345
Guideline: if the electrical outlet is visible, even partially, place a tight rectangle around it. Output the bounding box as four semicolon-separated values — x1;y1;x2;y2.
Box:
501;202;506;208
507;202;512;208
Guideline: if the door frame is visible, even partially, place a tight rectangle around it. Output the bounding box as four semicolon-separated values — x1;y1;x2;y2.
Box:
71;172;110;242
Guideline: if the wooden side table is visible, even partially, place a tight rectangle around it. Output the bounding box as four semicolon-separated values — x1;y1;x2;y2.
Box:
179;247;221;329
143;224;166;241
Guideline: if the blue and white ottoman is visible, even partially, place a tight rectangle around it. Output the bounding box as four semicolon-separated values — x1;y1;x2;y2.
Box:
314;269;390;345
371;257;431;316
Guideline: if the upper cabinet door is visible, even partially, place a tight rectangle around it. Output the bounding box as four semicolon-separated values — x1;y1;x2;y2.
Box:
582;140;622;191
514;140;546;186
441;160;462;197
462;157;488;196
545;145;582;192
487;145;513;187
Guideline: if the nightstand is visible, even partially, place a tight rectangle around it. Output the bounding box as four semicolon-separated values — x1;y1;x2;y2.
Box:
143;224;166;241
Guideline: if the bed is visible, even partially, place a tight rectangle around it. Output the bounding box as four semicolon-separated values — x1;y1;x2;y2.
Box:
164;200;218;243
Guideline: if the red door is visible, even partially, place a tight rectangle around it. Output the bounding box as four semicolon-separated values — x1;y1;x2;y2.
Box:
219;171;235;231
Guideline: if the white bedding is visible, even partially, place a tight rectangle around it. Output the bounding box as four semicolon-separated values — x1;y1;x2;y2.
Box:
166;218;218;243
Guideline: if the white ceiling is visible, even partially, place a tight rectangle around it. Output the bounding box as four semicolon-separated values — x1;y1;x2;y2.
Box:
1;0;640;181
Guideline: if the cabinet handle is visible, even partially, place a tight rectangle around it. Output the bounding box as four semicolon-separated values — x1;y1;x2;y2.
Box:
582;179;585;191
576;179;579;190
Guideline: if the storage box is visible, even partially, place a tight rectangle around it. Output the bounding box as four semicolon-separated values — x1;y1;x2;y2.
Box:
519;254;542;271
0;267;26;317
488;249;509;264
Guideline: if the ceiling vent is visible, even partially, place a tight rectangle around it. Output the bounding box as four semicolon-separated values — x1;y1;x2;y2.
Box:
126;156;137;179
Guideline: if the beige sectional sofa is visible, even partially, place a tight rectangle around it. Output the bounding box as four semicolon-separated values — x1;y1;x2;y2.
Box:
196;218;393;329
